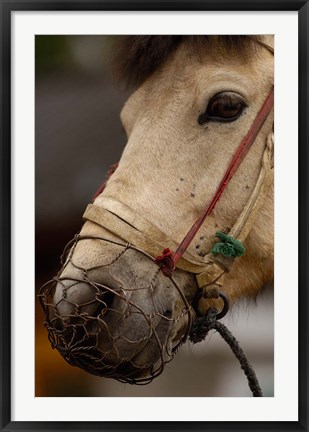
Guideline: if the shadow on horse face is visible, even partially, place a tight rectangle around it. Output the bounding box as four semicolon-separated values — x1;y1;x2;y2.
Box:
40;236;197;383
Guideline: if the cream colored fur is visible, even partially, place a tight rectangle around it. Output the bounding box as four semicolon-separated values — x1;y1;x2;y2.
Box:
74;36;274;305
53;36;274;375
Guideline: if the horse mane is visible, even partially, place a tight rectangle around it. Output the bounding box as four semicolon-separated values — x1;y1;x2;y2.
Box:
111;35;262;87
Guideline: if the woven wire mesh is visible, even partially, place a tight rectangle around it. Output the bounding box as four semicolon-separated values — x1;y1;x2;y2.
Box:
38;234;193;384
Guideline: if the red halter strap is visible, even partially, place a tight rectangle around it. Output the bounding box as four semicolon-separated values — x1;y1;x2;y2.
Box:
154;87;274;276
91;89;274;277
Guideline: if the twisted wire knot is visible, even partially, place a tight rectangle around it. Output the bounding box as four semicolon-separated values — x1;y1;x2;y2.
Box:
155;248;175;277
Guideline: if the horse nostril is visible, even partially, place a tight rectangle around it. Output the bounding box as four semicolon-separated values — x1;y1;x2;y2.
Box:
94;289;115;317
60;281;119;324
163;309;173;318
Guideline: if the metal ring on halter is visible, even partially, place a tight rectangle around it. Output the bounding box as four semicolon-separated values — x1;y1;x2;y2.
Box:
216;292;229;320
191;289;229;321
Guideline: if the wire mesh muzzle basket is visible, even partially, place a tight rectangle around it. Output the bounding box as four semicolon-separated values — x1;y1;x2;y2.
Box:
38;234;194;384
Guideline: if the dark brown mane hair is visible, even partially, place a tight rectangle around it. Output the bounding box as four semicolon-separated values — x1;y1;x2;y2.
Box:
111;35;262;87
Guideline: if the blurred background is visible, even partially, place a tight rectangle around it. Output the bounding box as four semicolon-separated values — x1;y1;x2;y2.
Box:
35;35;274;397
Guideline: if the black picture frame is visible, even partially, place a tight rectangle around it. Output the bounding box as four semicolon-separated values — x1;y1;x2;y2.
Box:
1;0;308;431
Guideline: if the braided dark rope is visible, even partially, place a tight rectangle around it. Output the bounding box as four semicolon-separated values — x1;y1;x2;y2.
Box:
189;308;263;397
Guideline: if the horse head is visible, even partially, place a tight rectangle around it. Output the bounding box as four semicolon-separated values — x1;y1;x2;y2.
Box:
39;35;274;384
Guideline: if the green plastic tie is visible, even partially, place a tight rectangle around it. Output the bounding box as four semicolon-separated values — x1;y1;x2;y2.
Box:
211;231;246;258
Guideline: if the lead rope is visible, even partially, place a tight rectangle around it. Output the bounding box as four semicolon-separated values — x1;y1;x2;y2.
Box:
153;89;274;398
90;74;273;398
91;88;272;395
189;308;263;397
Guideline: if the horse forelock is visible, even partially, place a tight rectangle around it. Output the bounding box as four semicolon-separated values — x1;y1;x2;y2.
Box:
111;35;264;87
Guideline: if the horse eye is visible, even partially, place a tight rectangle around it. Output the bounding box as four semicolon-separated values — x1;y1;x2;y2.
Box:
198;92;245;124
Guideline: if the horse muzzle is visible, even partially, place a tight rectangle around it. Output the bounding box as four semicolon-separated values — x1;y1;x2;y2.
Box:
39;236;194;383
